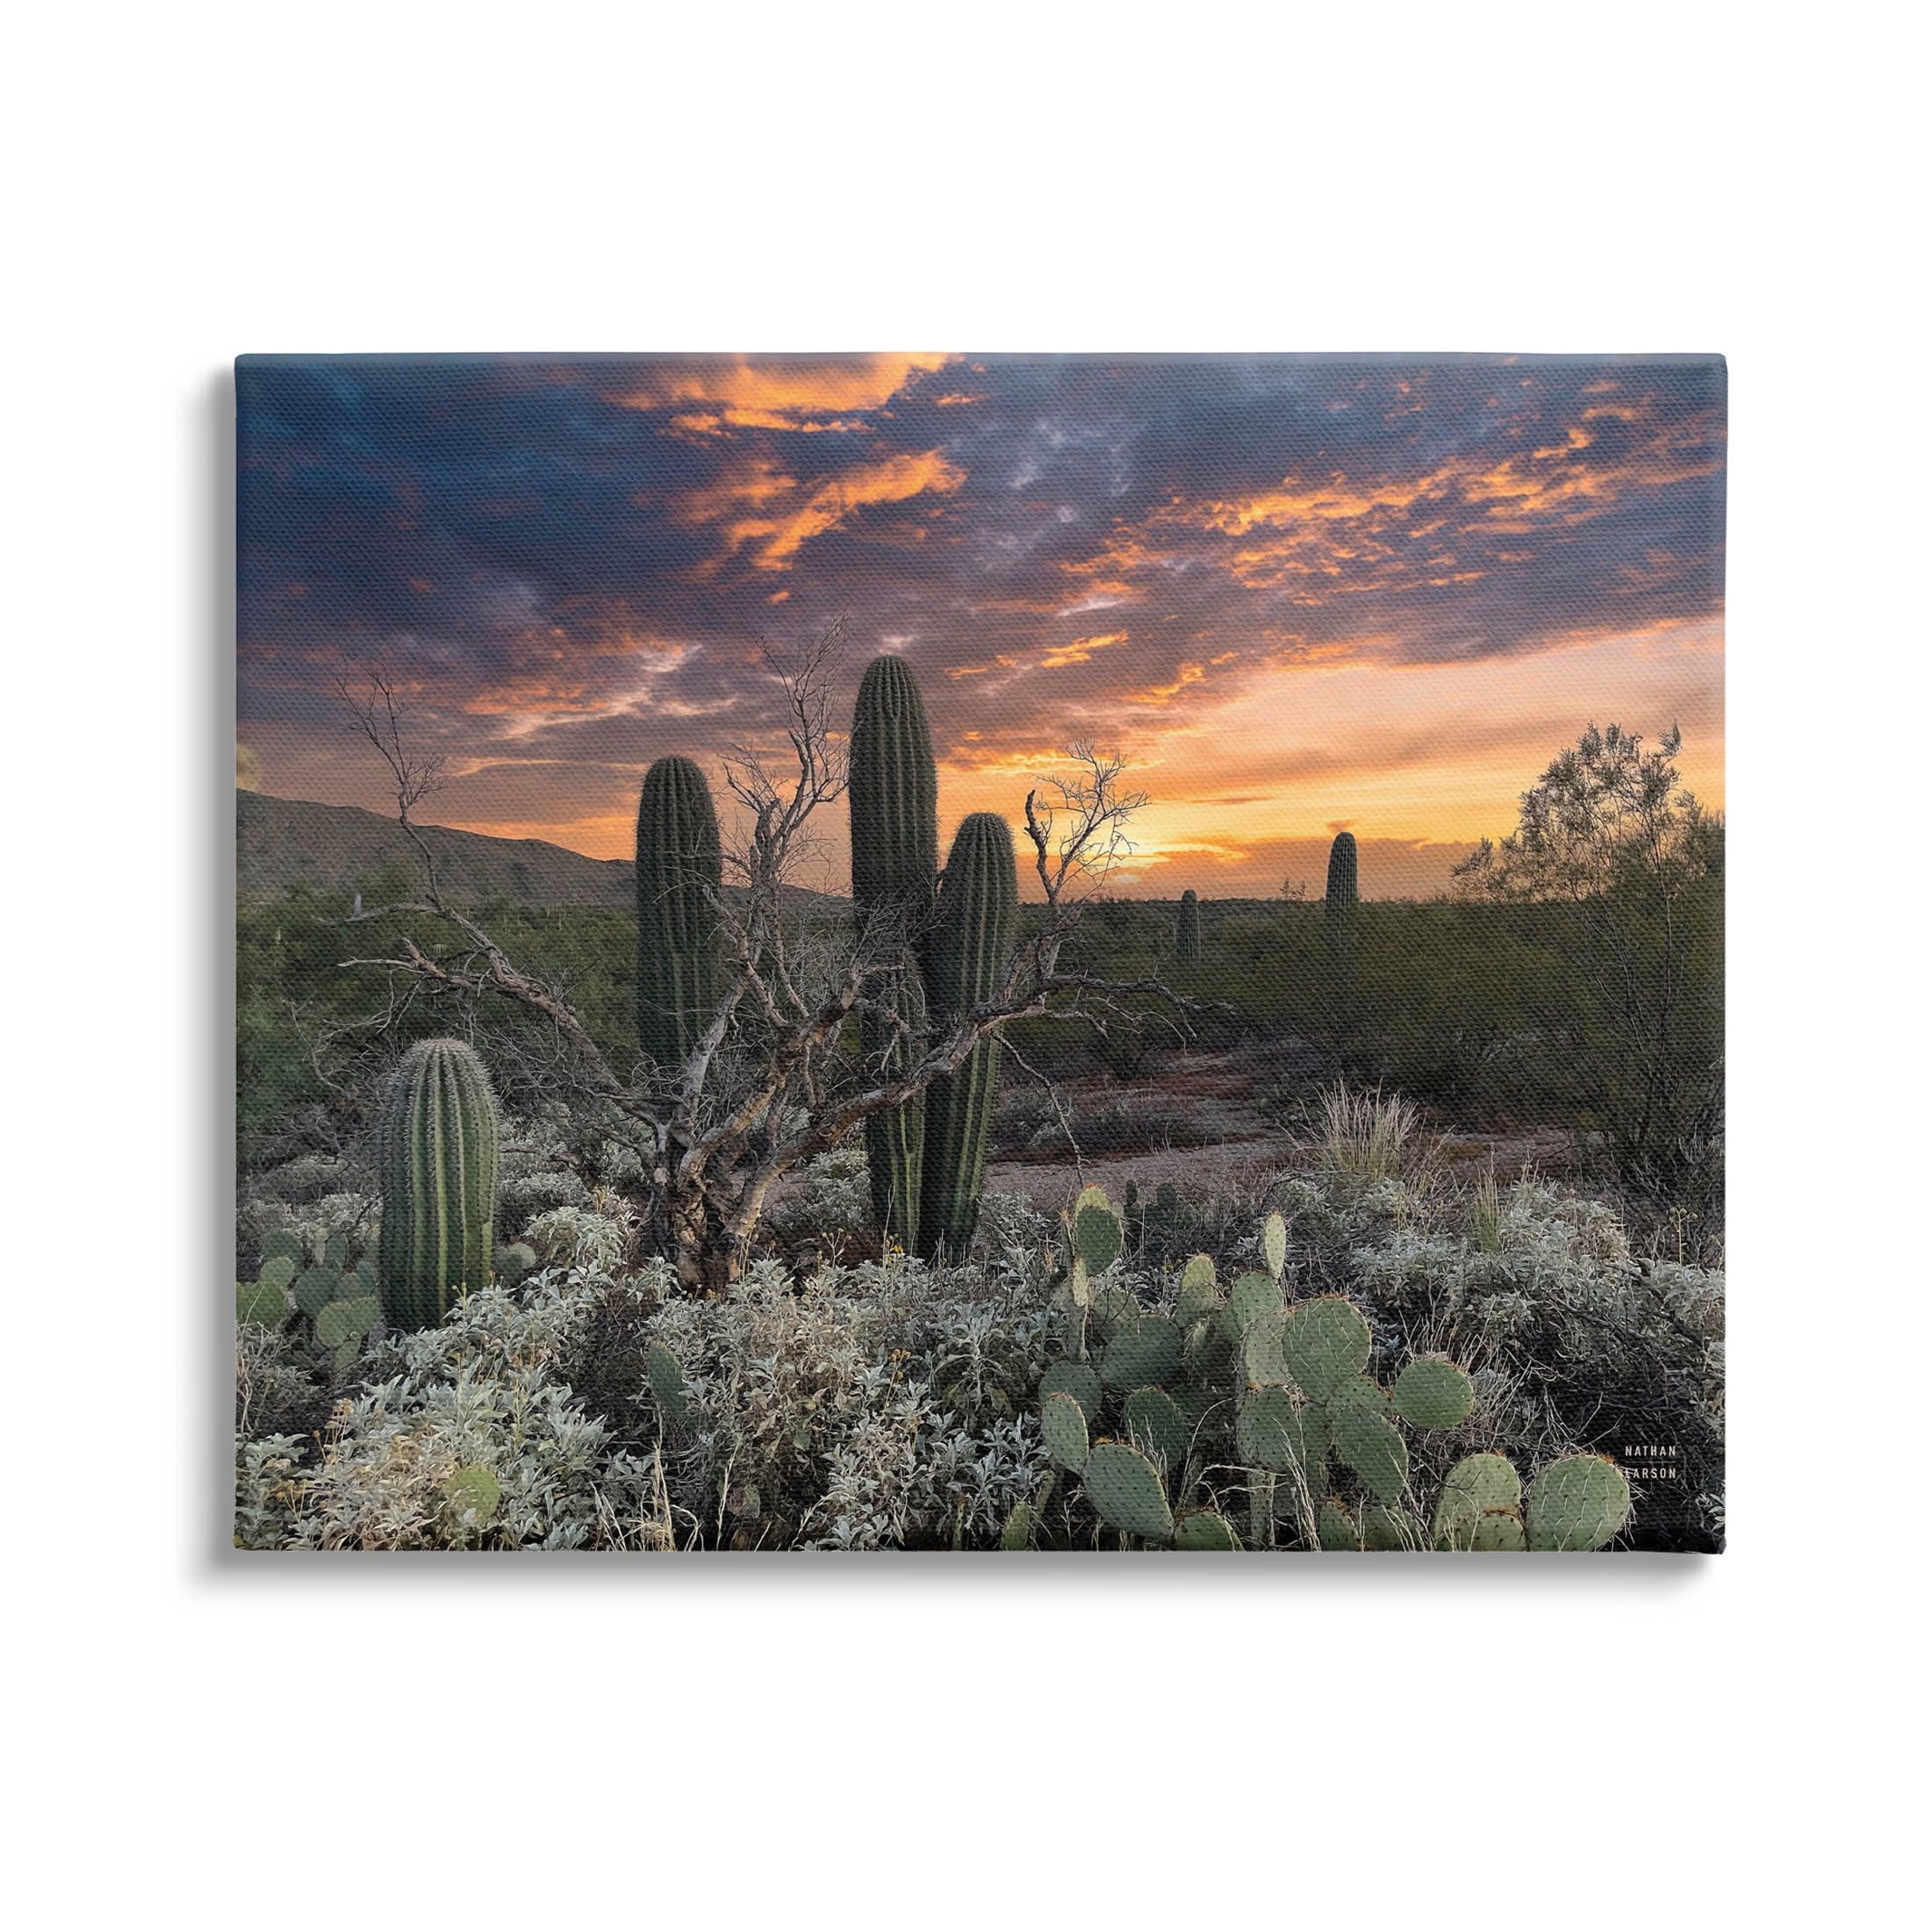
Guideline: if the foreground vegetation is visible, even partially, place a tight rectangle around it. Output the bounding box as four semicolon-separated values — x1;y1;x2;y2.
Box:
235;1090;1722;1551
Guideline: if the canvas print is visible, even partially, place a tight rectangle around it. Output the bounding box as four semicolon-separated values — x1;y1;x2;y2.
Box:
234;353;1724;1553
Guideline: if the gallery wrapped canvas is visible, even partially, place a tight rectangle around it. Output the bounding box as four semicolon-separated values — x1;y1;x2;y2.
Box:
234;353;1724;1552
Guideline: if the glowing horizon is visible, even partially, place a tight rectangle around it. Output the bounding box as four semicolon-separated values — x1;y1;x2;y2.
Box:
237;353;1724;900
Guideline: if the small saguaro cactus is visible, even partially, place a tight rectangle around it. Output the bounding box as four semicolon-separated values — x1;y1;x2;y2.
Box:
635;755;724;1070
1325;831;1359;923
849;655;940;1250
376;1037;501;1332
1177;888;1202;962
918;811;1018;1259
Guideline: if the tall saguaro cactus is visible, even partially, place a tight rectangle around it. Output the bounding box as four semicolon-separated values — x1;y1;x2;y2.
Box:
850;656;939;1248
1325;831;1359;923
1177;888;1202;962
919;812;1018;1259
636;755;723;1071
377;1037;500;1332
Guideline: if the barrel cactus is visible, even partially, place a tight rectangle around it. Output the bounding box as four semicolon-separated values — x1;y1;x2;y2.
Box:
849;656;939;1248
918;811;1017;1258
1177;888;1201;962
636;755;723;1070
376;1037;500;1332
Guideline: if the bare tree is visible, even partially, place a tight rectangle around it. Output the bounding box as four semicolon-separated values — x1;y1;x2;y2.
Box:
335;627;1199;1291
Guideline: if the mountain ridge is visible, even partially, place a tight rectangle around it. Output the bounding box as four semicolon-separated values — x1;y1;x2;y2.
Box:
237;790;640;905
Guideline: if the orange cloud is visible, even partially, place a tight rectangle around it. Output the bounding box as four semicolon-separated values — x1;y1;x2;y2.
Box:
1125;661;1209;707
607;354;954;428
1040;629;1129;669
677;449;967;572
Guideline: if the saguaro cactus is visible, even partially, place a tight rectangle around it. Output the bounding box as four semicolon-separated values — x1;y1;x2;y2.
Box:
919;812;1018;1258
1325;831;1359;922
377;1037;500;1332
636;755;723;1070
850;656;938;908
1177;888;1202;962
849;656;939;1247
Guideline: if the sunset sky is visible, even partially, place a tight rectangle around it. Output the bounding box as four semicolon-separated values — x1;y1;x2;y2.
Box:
236;352;1725;899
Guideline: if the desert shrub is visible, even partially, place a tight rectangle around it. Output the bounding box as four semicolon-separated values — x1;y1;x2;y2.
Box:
763;1147;873;1250
523;1205;627;1274
235;1274;666;1550
498;1166;590;1231
235;1187;377;1274
643;1256;1052;1549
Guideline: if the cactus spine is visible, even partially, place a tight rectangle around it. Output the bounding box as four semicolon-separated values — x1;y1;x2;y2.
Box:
849;656;938;1249
918;812;1017;1258
376;1038;499;1332
1177;888;1201;962
1325;831;1359;923
635;755;723;1069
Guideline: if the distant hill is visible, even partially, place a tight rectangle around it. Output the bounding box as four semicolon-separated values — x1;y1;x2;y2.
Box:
238;791;636;906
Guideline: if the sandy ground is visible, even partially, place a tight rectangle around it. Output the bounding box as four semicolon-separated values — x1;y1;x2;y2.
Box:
984;1047;1577;1214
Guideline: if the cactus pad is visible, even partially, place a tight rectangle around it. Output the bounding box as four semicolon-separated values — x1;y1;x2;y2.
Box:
1235;1387;1296;1472
259;1231;305;1271
1318;1500;1360;1550
1282;1296;1372;1400
647;1341;689;1423
1225;1269;1282;1336
1174;1510;1241;1551
1432;1454;1524;1549
1526;1455;1632;1552
1469;1508;1528;1552
1038;1360;1104;1422
315;1294;377;1351
1041;1391;1091;1472
1123;1386;1187;1470
1101;1313;1183;1391
1393;1358;1475;1430
1363;1504;1423;1551
1174;1254;1219;1324
1332;1403;1408;1504
1261;1210;1288;1281
1074;1201;1124;1274
235;1275;289;1329
1240;1306;1290;1388
293;1265;341;1321
1082;1442;1173;1540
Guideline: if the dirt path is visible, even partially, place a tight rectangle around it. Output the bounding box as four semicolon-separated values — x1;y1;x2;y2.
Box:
986;1046;1576;1214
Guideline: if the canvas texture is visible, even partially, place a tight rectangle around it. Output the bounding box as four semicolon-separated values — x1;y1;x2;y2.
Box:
234;353;1725;1553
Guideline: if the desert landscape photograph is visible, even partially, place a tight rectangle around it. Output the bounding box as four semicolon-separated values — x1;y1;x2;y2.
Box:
234;351;1725;1552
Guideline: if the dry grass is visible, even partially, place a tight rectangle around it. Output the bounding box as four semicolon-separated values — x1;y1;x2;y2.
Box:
1317;1083;1419;1184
